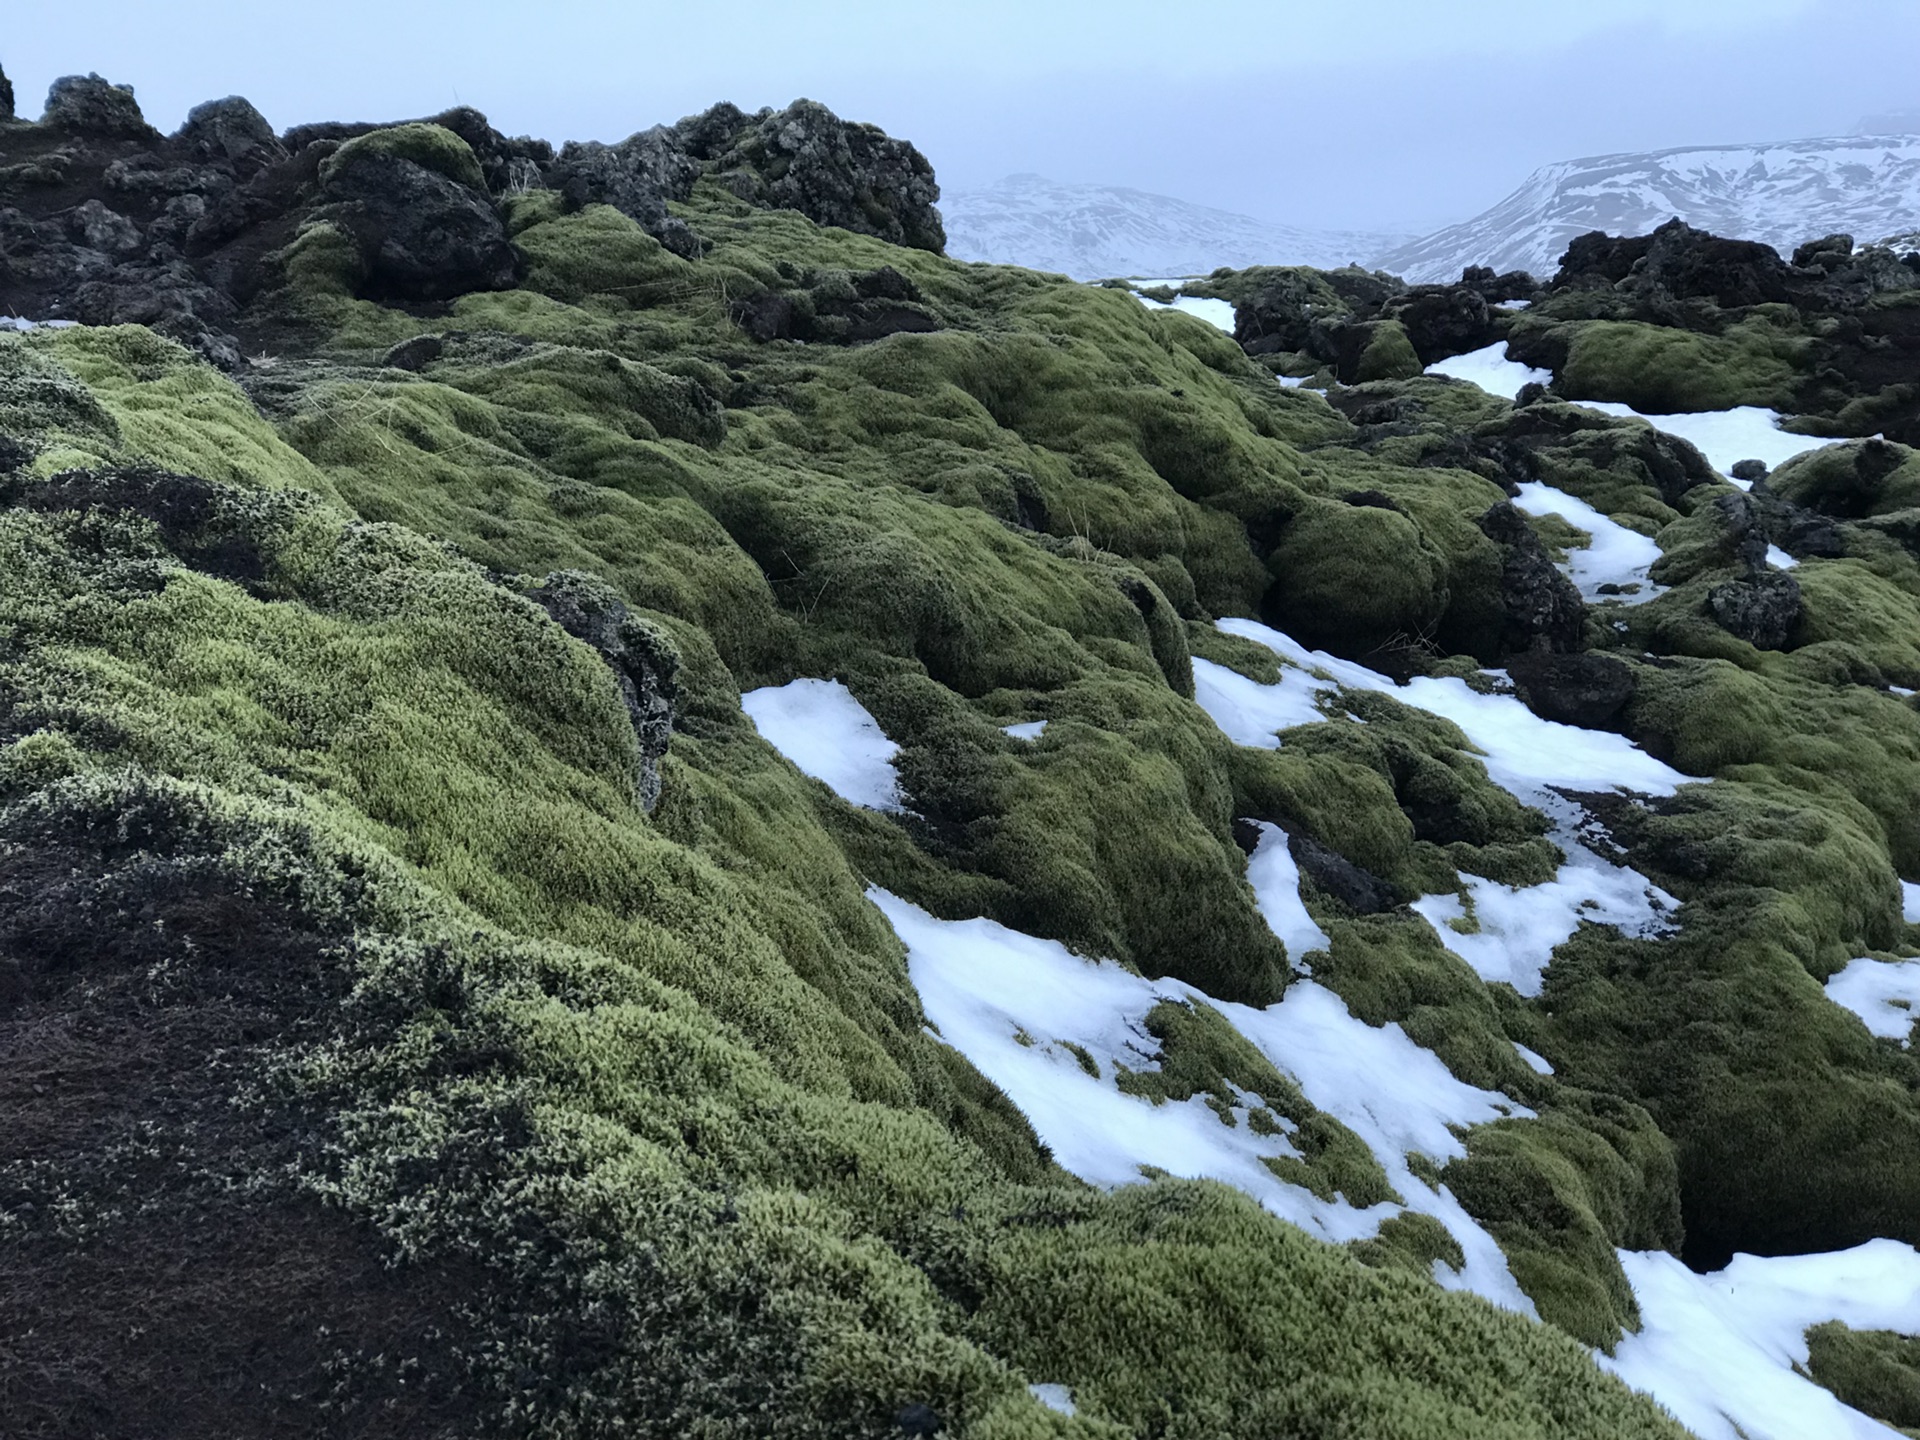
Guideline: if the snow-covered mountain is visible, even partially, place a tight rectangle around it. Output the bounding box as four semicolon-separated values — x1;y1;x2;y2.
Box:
941;173;1406;280
1379;135;1920;283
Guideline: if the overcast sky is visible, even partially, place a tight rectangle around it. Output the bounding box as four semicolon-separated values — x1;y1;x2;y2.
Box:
6;1;1917;235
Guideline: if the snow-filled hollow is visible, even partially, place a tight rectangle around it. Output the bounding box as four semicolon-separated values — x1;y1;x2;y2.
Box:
740;678;904;812
1512;481;1666;605
1604;1242;1920;1440
1199;619;1682;996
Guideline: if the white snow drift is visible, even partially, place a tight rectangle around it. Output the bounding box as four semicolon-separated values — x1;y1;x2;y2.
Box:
1825;957;1920;1044
740;678;903;811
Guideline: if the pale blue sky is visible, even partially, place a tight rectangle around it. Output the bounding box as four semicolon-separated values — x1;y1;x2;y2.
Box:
5;1;1913;232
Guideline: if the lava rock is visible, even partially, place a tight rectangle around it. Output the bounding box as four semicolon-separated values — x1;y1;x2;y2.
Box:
1731;459;1769;483
1478;501;1586;654
894;1404;944;1437
319;144;519;302
1708;572;1802;649
1506;652;1637;731
43;74;156;140
381;334;445;371
1389;283;1498;366
1290;831;1400;913
174;96;283;169
1793;233;1855;271
1635;219;1794;308
528;571;679;813
714;99;945;252
0;62;14;122
548;128;703;257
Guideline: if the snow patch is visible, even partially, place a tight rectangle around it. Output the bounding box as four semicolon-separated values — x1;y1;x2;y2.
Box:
1244;821;1331;967
741;679;903;812
1766;544;1801;571
1512;481;1666;604
1426;342;1552;398
1133;291;1237;333
1903;881;1920;924
1204;619;1682;994
1606;1241;1920;1440
0;317;79;332
875;882;1536;1314
1826;957;1920;1044
1515;1043;1555;1075
1027;1384;1077;1416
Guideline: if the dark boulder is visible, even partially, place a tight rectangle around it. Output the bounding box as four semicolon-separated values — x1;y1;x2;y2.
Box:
1731;459;1769;484
43;74;156;140
1794;233;1855;271
1555;230;1655;288
1289;831;1400;914
1477;501;1586;654
1708;572;1802;649
1389;284;1499;366
1461;264;1537;304
548;128;702;257
174;97;283;170
1506;652;1637;732
318;138;519;302
1637;220;1793;308
528;572;679;813
894;1404;944;1438
0;62;14;122
703;99;946;252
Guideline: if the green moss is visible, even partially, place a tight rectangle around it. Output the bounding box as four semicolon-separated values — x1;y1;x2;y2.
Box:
320;122;488;192
1265;499;1450;659
1547;317;1805;413
1350;1211;1466;1277
1355;320;1424;383
1804;1321;1920;1431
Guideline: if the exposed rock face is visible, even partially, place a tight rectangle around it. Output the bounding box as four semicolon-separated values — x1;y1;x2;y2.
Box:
0;63;14;123
176;96;283;168
528;572;679;813
43;73;156;139
729;263;940;345
1506;652;1636;732
1477;501;1586;655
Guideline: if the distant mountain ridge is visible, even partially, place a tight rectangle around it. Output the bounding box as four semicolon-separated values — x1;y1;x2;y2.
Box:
1379;134;1920;283
941;173;1405;280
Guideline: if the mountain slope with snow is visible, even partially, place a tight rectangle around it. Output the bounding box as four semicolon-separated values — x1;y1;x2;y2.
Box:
942;172;1405;279
1381;134;1920;282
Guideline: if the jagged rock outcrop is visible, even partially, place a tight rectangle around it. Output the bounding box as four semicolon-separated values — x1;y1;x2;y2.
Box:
1506;651;1637;731
0;63;15;123
312;125;519;301
1477;500;1587;655
550;99;945;258
1231;265;1514;381
0;81;945;368
43;73;156;140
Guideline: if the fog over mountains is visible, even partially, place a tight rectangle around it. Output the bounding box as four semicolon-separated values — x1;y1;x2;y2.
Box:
948;126;1920;285
939;173;1405;279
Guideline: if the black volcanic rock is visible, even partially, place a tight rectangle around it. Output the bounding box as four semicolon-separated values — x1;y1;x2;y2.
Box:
0;63;14;122
174;97;283;169
43;73;157;139
1478;501;1587;654
549;128;703;257
317;137;519;302
706;99;945;252
1708;571;1802;649
1507;652;1637;731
